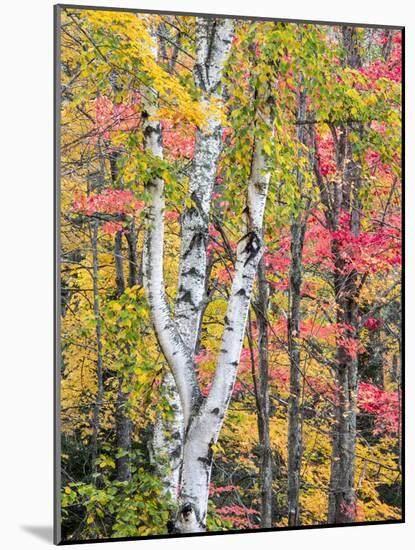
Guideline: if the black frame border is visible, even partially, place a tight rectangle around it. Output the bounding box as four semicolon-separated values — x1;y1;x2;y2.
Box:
53;3;405;545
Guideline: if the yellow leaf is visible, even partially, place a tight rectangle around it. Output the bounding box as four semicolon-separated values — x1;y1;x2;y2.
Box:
263;141;272;156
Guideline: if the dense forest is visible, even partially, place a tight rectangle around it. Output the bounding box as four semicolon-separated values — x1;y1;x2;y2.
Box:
58;7;402;541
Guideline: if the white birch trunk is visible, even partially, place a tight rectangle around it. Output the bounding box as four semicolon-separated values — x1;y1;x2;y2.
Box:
150;17;234;507
140;26;186;504
142;110;200;427
175;17;234;350
149;370;183;500
173;115;274;533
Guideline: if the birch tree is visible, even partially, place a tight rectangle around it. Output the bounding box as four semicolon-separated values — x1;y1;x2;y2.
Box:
143;17;280;532
149;17;235;502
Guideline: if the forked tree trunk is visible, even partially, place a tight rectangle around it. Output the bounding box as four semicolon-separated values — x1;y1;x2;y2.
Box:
143;18;277;534
148;18;234;505
144;100;274;535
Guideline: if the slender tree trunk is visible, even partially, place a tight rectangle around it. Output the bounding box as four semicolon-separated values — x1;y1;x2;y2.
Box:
108;145;134;482
329;172;361;523
125;218;139;287
366;327;385;388
390;352;399;384
115;383;132;481
328;261;359;523
114;230;125;297
113;228;133;481
327;27;363;524
255;256;273;527
287;219;306;526
381;30;393;61
91;220;104;474
287;77;309;526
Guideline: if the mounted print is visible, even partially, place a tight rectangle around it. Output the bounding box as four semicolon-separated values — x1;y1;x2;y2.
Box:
54;4;404;544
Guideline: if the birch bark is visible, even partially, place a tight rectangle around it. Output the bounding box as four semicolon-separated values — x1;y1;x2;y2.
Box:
175;17;234;351
149;17;234;503
172;81;276;532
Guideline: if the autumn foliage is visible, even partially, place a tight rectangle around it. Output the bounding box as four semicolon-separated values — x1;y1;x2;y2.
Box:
58;6;402;542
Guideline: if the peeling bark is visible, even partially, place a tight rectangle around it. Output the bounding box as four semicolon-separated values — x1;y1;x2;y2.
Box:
175;16;234;352
150;370;183;500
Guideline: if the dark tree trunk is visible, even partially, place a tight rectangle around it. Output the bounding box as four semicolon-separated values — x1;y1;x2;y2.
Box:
255;256;273;528
115;382;132;481
366;327;385;388
110;145;134;482
287;219;306;526
390;352;399;384
113;228;133;481
125;219;139;287
381;30;393;61
91;220;104;475
327;27;363;524
324;26;364;524
287;77;308;526
328;254;359;523
114;230;125;297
